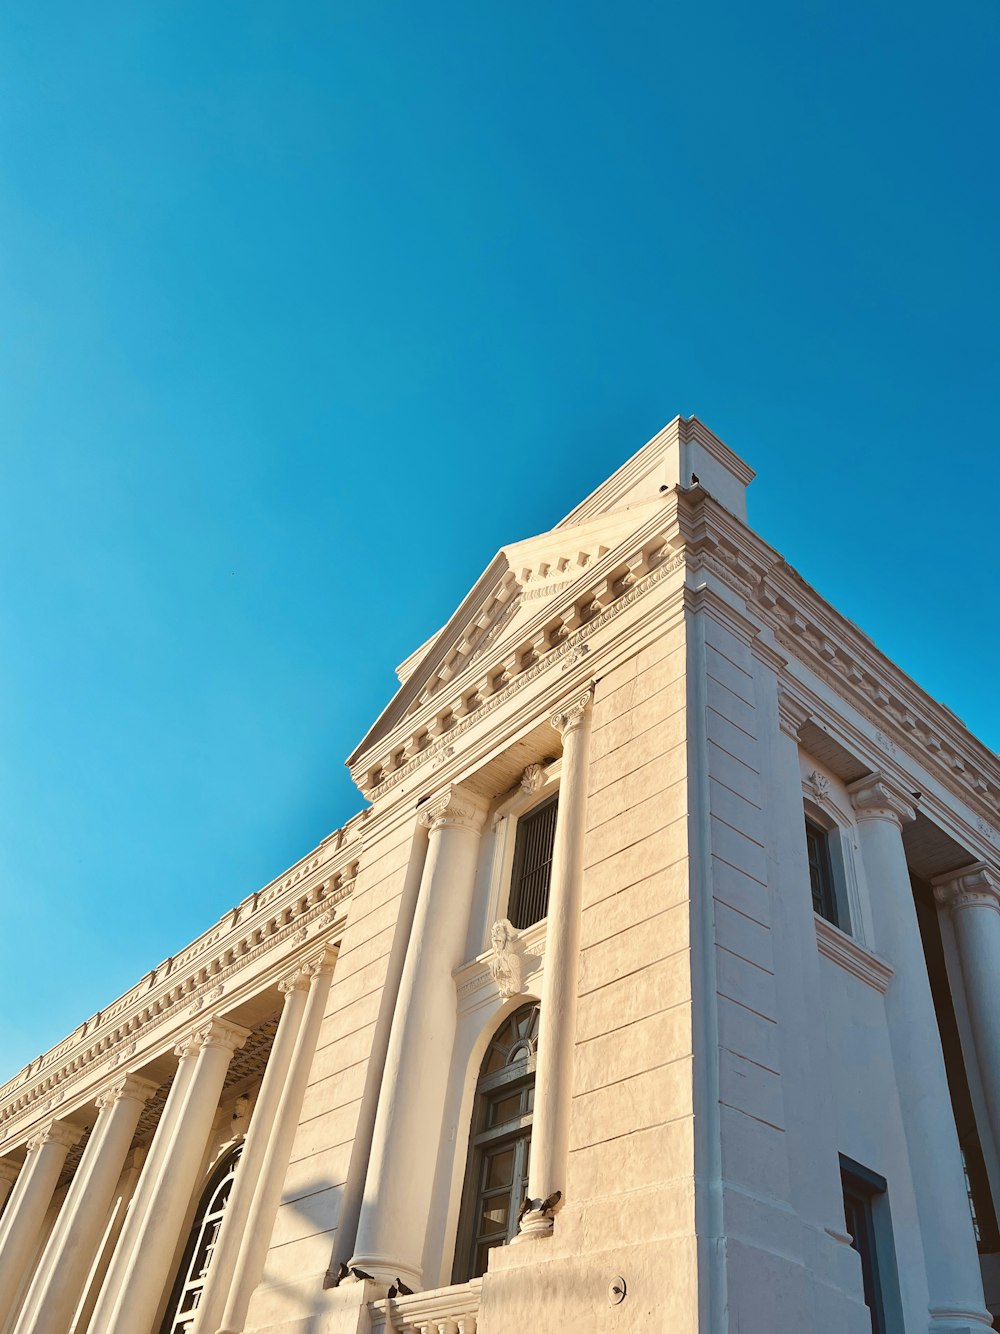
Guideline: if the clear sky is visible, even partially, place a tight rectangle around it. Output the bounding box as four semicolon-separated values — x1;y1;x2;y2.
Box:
1;1;997;1082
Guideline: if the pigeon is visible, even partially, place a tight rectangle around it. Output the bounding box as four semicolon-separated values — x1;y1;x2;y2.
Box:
351;1266;376;1282
332;1262;351;1287
388;1277;414;1298
691;472;700;486
540;1190;562;1214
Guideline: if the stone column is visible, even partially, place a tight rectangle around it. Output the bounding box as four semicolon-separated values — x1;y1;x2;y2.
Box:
11;1074;158;1334
350;786;489;1289
213;948;337;1334
0;1119;83;1330
933;862;1000;1160
98;1017;249;1334
0;1161;19;1217
516;689;593;1241
848;775;990;1333
87;1040;200;1333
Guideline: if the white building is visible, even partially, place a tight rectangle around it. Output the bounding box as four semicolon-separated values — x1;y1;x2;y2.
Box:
1;416;998;1334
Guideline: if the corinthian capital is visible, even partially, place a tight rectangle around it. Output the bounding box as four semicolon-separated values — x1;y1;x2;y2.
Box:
932;862;1000;913
550;688;593;738
96;1073;160;1112
847;773;916;828
177;1016;251;1059
27;1119;83;1153
418;786;489;834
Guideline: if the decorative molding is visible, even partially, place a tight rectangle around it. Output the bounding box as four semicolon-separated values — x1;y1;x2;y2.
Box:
815;917;893;994
520;763;546;795
488;920;525;1000
777;688;812;739
675;488;999;831
933;862;1000;914
0;848;355;1149
361;548;686;800
847;773;916;828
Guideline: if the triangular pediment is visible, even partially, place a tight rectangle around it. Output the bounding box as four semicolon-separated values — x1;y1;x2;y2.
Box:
348;503;662;767
349;414;754;774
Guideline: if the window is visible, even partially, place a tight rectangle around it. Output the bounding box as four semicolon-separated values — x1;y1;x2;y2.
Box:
840;1156;901;1334
508;794;558;929
805;816;840;926
454;1004;539;1282
159;1145;242;1334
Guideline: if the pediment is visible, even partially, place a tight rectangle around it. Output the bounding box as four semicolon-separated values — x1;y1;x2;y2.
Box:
349;503;662;767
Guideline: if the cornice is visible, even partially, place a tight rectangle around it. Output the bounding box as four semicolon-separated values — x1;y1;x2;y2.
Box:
679;490;1000;830
815;918;893;994
0;820;363;1151
357;524;687;799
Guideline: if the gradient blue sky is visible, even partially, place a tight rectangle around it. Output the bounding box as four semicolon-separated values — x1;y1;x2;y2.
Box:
2;2;997;1081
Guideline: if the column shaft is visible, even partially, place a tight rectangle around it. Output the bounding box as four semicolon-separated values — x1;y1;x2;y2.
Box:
101;1018;249;1334
87;1046;199;1333
0;1164;18;1219
517;690;592;1240
934;863;1000;1160
351;787;488;1289
849;776;990;1333
0;1120;83;1330
215;951;336;1334
13;1074;157;1334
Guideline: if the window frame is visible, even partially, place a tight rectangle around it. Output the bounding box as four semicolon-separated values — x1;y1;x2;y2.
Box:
158;1144;243;1334
481;761;561;941
452;1004;539;1284
801;790;859;938
839;1154;903;1334
506;790;559;930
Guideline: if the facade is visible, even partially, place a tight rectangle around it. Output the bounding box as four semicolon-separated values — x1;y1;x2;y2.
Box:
1;415;999;1334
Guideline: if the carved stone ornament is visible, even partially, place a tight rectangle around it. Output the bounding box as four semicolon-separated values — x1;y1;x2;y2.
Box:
804;770;831;805
488;920;524;999
932;862;1000;914
550;689;593;738
96;1073;159;1112
777;690;811;739
417;787;489;834
846;774;916;828
27;1119;82;1153
520;763;546;795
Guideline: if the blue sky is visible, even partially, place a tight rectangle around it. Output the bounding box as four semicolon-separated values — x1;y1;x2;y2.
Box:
1;1;997;1081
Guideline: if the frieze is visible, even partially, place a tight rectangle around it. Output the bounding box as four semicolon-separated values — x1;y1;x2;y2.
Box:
366;549;686;800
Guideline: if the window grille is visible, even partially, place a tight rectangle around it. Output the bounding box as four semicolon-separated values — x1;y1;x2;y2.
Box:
508;795;558;929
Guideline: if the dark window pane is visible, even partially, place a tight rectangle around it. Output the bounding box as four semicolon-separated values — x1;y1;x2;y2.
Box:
488;1092;523;1127
484;1148;515;1190
805;818;837;925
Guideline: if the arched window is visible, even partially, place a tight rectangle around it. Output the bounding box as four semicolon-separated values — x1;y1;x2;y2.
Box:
159;1144;242;1334
454;1003;539;1283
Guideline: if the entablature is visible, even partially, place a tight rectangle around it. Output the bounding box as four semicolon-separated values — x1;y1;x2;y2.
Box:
0;809;368;1152
681;488;1000;842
